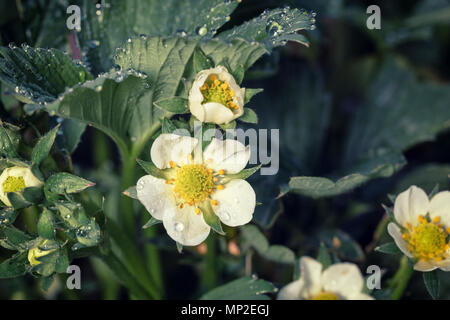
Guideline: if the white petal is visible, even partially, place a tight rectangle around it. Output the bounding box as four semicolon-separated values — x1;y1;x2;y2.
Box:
429;191;450;228
298;257;323;298
414;260;437;272
136;175;176;220
150;133;198;169
211;179;255;227
189;100;206;122
350;293;375;300
162;206;211;246
203;138;250;174
322;263;364;299
277;279;305;300
203;102;235;124
387;223;414;258
435;259;450;271
394;186;429;227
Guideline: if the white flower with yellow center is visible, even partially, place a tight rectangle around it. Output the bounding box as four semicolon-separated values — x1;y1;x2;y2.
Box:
136;133;256;246
277;257;374;300
387;185;450;272
0;166;43;206
189;66;245;125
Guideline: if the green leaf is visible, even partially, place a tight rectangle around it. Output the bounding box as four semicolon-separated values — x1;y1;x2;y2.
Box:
244;88;263;104
0;121;20;158
0;45;92;104
142;217;162;229
45;173;95;194
76;220;101;247
153;97;189;114
218;7;315;50
38;208;55;240
200;276;277;300
317;243;332;269
221;165;261;183
0;207;19;226
232;64;245;85
161;118;178;134
122;186;138;200
289;151;406;198
238;108;258;124
32;125;59;166
7;192;32;210
375;242;402;255
0;252;28;279
193;47;214;74
136;159;168;180
1;226;34;250
59;119;87;154
241;225;295;264
77;0;240;73
423;271;440;300
200;202;224;235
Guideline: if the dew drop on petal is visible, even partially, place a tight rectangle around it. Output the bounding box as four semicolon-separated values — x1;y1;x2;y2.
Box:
174;222;184;232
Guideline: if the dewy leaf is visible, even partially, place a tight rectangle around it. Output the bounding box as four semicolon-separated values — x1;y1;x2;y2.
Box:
77;0;239;73
218;7;316;50
32;125;59;166
0;252;28;279
0;45;92;104
37;208;55;240
0;121;20;158
45;173;95;194
45;70;147;150
200;276;277;300
58;119;87;154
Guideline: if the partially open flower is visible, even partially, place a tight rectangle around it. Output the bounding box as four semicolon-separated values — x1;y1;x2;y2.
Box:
28;240;56;266
277;257;374;300
0;166;43;206
189;66;245;124
136;133;255;246
387;185;450;272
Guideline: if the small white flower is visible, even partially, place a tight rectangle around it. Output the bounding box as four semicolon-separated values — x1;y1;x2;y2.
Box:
277;257;374;300
188;66;245;124
136;133;255;246
387;185;450;272
0;166;43;206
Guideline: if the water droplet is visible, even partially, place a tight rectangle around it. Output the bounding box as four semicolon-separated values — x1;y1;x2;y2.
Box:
197;26;207;36
95;85;102;92
310;25;316;31
174;222;184;232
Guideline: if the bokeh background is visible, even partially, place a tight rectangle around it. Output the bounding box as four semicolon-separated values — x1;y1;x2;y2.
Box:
0;0;449;299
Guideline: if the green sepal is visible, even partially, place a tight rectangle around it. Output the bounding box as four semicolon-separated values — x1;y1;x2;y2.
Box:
153;97;189;114
238;108;258;124
37;208;55;240
244;88;263;104
45;173;95;194
31;125;60;166
142;216;162;229
200;201;225;235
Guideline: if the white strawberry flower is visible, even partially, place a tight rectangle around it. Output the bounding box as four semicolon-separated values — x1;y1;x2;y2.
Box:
387;185;450;272
0;166;43;206
188;66;245;125
277;257;374;300
136;133;256;246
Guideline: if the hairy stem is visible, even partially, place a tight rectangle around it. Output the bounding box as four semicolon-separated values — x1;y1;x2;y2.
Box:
389;256;414;300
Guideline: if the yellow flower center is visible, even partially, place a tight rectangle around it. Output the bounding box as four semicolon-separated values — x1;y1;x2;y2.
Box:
200;74;239;110
2;176;26;193
311;291;340;300
403;215;450;261
27;240;55;266
174;164;214;204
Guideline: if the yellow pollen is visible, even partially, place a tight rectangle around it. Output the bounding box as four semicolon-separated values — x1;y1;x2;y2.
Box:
404;216;449;261
218;169;225;175
200;74;238;111
311;292;340;300
433;217;440;223
211;200;219;206
2;176;26;193
195;207;201;215
216;185;225;190
169;161;177;168
173;164;214;205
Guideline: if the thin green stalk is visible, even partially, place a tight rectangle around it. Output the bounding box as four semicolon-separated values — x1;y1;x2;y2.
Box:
97;251;153;299
200;234;217;291
389;256;414;300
